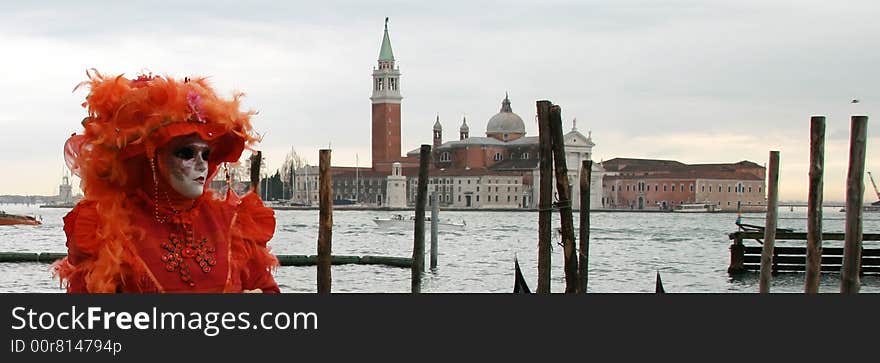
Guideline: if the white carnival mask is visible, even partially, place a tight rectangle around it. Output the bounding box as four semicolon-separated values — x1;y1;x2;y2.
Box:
161;136;210;199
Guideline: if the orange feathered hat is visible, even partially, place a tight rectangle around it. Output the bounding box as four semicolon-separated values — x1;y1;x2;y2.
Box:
65;69;260;193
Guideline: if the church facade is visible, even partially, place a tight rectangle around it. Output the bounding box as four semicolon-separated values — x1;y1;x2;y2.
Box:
290;19;604;210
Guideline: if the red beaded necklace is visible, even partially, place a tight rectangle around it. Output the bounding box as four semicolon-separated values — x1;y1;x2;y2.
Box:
160;221;216;287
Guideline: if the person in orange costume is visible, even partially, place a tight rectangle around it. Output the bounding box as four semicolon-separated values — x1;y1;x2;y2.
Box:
54;70;280;293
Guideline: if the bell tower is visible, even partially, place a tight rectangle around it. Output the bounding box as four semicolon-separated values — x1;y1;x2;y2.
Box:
370;17;402;171
433;115;442;148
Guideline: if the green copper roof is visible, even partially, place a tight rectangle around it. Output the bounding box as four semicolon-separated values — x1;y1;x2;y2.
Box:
379;18;395;61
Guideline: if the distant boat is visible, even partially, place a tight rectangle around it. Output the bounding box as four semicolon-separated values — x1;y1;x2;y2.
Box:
839;203;880;213
673;203;721;213
333;198;358;206
39;202;76;208
0;211;41;226
373;214;467;231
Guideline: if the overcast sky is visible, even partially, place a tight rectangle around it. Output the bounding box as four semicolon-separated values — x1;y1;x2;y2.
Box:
0;0;877;202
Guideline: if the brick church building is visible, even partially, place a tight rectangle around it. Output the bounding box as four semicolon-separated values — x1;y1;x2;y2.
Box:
291;19;605;210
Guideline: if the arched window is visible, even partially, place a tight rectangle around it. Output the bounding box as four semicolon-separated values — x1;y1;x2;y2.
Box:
494;153;503;161
440;152;451;162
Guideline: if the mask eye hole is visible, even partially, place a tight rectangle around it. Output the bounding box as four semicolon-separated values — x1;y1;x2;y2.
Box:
201;149;210;161
173;147;196;160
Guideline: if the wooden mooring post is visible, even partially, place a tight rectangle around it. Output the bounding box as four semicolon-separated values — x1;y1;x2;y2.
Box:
317;149;332;294
805;116;825;293
430;191;439;270
579;159;592;294
536;100;553;293
412;144;431;293
548;104;578;293
841;115;868;293
250;151;262;195
759;150;780;293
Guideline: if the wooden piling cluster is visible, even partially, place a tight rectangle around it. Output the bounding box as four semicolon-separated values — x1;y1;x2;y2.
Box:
243;149;428;293
743;115;871;293
536;100;591;294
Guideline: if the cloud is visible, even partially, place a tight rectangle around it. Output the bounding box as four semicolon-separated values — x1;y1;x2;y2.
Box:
0;0;877;202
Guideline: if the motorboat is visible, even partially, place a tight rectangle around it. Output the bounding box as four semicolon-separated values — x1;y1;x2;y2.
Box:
373;214;467;231
0;211;41;226
673;203;721;213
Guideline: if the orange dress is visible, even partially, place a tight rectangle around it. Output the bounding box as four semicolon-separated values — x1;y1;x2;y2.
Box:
58;192;280;293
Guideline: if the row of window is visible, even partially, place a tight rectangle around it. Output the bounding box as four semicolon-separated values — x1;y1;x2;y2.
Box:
336;179;382;186
297;182;319;189
340;189;379;194
611;183;762;194
425;178;520;185
610;199;765;206
374;77;398;91
439;152;531;162
378;61;394;70
452;195;519;203
470;186;519;193
421;185;522;194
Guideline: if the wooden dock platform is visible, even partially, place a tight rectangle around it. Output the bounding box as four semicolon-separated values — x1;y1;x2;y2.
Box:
728;231;880;274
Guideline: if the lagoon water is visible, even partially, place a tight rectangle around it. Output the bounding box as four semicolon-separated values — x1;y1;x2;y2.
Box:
2;203;879;293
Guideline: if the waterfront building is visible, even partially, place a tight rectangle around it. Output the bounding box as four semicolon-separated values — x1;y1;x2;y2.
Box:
406;97;604;209
291;165;320;206
601;158;766;212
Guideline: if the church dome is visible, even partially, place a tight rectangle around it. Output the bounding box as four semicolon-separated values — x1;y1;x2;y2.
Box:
486;94;525;136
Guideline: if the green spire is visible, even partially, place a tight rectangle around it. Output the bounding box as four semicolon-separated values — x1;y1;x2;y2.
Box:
379;17;395;61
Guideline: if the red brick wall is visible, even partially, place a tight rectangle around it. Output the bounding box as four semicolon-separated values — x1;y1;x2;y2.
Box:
605;178;697;209
372;103;401;168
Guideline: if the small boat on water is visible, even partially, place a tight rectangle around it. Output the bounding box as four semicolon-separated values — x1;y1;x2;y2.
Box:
673;203;721;213
373;214;467;231
839;203;880;213
0;211;41;226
